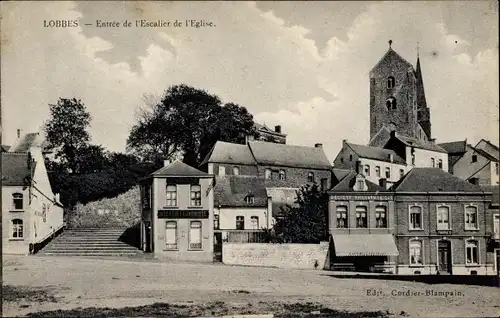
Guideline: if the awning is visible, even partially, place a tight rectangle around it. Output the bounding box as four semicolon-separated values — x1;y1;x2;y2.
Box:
333;234;399;257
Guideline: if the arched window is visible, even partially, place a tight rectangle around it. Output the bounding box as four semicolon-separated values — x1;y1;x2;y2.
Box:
409;205;423;230
250;216;259;229
232;166;240;175
465;205;478;230
279;169;286;181
386;97;397;110
307;172;314;183
465;239;478;265
189;221;202;250
375;166;381;178
12;193;23;210
437;205;450;230
409;240;423;265
12;219;23;238
387;76;395;89
245;195;255;204
165;221;177;250
236;216;245;230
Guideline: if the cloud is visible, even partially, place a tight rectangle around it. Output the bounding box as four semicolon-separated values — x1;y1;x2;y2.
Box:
1;1;497;164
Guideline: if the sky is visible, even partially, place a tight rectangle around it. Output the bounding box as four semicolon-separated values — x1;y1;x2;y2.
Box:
1;1;498;162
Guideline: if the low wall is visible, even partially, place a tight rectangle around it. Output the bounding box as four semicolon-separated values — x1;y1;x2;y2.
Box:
222;242;330;270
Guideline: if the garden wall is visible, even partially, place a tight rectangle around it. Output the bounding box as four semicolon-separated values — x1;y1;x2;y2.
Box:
222;242;330;270
65;187;141;228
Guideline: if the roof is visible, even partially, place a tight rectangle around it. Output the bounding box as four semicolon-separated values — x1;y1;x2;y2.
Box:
395;134;447;153
474;139;499;161
1;145;11;152
151;160;209;177
346;142;406;165
330;170;389;192
214;176;267;207
415;57;428;110
332;168;352;183
333;234;399;257
2;153;32;186
9;133;52;153
266;187;299;217
254;122;287;137
248;141;331;170
392;168;485;192
481;185;499;206
473;147;498;162
200;141;256;166
370;47;414;76
438;140;467;154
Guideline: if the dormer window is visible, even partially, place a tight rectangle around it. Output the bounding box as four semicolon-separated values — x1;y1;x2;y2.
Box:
354;176;366;191
245;195;255;204
387;76;395;89
386;97;397;110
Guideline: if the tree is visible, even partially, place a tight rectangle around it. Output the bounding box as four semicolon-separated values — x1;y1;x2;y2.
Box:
44;98;92;172
127;84;255;167
271;184;329;243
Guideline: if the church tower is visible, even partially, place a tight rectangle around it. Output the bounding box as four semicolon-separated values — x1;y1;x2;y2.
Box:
369;41;432;143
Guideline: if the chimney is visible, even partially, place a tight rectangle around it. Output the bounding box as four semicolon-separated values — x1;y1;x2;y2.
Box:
17;129;21;139
379;178;387;189
390;130;396;138
55;193;60;202
388;153;394;163
274;125;281;134
163;159;170;167
430;138;436;143
355;160;362;174
314;143;323;148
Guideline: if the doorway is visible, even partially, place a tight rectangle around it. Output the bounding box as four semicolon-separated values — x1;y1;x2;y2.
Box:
213;232;223;262
437;240;452;274
145;221;152;253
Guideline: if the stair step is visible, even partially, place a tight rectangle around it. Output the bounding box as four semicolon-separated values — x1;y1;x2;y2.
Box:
41;252;139;256
42;244;137;250
41;248;139;253
49;242;135;246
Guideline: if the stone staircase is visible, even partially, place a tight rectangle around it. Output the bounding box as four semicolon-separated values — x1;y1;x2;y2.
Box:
38;227;142;257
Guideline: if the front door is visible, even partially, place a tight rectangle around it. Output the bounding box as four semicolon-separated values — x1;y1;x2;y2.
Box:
438;240;452;274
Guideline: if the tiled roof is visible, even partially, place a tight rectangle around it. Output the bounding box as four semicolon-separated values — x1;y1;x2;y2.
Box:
248;141;331;170
330;170;388;192
481;185;499;206
2;153;32;186
151;160;209;177
395;134;447;153
438;141;467;154
266;187;299;217
214;176;267;207
332;168;352;184
476;139;500;157
9;133;52;153
473;147;498;162
200;141;256;166
346;142;406;165
392;168;484;192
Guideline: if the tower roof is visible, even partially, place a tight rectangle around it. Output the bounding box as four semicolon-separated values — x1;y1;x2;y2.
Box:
415;57;428;109
369;45;414;77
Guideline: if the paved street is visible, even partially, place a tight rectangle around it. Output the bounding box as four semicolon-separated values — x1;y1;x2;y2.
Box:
2;255;500;317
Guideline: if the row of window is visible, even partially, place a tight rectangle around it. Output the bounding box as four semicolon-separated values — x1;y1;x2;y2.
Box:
363;165;405;180
430;158;443;169
165;185;201;207
409;239;480;266
409;205;478;230
165;220;202;250
336;206;388;228
212;215;260;230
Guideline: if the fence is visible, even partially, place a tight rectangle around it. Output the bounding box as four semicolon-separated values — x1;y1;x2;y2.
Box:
225;230;267;243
